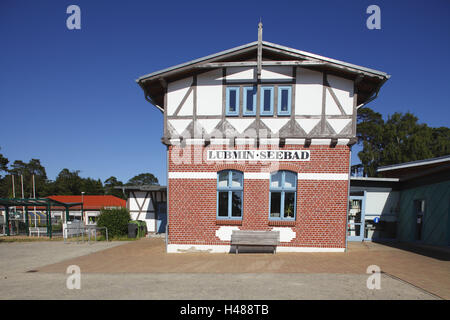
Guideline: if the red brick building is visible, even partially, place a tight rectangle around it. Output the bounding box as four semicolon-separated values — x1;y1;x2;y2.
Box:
137;26;389;252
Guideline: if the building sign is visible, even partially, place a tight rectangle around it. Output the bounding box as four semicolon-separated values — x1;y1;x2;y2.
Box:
207;150;310;161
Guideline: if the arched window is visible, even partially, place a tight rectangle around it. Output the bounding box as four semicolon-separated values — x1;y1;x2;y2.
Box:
269;171;297;220
217;170;243;219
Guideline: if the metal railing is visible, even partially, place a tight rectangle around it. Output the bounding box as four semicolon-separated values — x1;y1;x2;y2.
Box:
63;225;108;244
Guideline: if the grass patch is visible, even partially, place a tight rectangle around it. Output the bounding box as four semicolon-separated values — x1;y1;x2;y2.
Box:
1;235;142;243
0;236;64;243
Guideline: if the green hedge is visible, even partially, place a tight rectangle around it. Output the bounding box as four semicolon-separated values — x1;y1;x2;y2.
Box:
97;208;131;238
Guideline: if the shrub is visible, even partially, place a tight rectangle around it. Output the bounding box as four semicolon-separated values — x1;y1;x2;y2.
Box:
97;208;131;238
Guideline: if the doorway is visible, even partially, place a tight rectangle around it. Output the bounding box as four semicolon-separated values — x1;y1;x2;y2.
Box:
347;196;365;241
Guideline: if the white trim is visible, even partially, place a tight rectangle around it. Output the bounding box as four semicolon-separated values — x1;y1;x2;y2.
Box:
168;172;216;179
168;172;348;180
235;138;256;145
259;138;280;145
169;138;181;145
336;139;350;145
167;244;345;253
311;139;332;145
185;139;205;145
351;177;399;182
244;172;270;180
210;138;230;145
276;247;345;253
285;139;305;145
298;173;349;180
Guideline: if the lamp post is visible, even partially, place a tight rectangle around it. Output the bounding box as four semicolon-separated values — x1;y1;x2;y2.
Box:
81;192;85;223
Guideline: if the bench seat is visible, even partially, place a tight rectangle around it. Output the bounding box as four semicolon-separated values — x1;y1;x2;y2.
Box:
231;230;280;254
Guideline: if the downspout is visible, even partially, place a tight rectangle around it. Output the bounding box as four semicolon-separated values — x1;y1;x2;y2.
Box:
165;145;169;252
345;149;352;252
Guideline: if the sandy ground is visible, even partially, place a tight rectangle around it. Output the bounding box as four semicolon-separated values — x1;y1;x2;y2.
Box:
0;238;448;300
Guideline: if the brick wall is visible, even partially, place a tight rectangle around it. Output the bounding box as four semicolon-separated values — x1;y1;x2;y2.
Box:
168;144;350;248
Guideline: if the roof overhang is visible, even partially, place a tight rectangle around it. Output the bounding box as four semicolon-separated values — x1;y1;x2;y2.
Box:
137;41;390;111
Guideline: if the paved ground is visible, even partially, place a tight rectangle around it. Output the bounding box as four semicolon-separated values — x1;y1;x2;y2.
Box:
0;238;448;299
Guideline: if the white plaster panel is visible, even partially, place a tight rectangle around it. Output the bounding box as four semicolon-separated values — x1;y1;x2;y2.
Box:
167;77;193;116
177;93;194;116
295;68;323;115
261;118;289;134
215;226;240;241
325;90;342;115
261;66;292;80
168;119;191;135
326;74;354;115
296;118;320;134
197;118;221;134
226;67;255;81
327;118;351;134
227;118;255;134
271;227;296;242
129;191;154;211
197;69;223;115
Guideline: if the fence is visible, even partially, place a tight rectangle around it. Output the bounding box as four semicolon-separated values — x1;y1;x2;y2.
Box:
63;220;108;244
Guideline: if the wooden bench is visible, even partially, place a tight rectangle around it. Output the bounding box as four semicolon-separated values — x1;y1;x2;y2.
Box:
231;230;280;254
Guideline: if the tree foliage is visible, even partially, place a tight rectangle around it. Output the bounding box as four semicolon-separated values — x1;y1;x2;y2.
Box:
0;149;157;199
127;173;159;186
356;107;450;176
104;176;126;199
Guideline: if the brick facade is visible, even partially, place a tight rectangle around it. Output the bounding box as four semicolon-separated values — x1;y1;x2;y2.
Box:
167;143;350;249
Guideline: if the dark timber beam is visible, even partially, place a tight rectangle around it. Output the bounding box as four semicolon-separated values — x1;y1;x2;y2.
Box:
196;61;325;68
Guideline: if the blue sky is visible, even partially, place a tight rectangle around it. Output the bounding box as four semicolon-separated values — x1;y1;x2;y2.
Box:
1;0;449;186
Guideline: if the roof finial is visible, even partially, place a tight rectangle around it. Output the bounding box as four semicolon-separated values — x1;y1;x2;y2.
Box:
257;20;263;78
258;19;263;42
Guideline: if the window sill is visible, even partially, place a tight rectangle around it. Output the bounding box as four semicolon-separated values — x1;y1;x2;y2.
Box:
216;219;243;226
268;220;296;227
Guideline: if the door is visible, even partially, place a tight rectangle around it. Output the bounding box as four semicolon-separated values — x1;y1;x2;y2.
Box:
156;202;167;234
347;196;365;241
414;199;425;242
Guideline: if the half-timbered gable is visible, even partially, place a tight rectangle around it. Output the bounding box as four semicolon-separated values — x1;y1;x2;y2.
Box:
138;39;388;147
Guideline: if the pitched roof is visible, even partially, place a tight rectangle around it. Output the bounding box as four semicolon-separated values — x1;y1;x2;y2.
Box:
137;41;390;109
47;195;126;210
377;155;450;179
